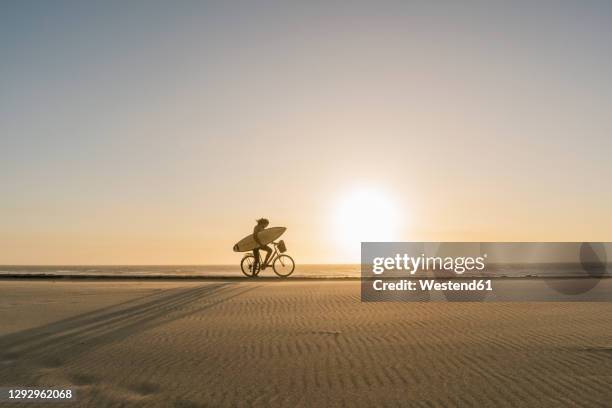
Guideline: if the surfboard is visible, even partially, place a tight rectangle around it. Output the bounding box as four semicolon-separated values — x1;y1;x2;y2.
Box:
233;227;286;252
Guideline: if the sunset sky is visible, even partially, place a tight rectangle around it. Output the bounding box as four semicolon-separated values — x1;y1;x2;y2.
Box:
2;1;612;264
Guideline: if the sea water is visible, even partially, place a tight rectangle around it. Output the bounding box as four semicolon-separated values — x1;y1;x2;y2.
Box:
0;264;607;278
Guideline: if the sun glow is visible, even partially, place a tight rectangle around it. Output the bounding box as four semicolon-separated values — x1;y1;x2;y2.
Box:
333;188;402;261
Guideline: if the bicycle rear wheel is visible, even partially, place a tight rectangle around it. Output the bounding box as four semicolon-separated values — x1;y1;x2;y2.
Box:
273;254;295;278
241;254;259;277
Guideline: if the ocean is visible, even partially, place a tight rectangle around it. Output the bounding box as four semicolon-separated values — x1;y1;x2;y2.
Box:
0;264;360;278
0;263;608;278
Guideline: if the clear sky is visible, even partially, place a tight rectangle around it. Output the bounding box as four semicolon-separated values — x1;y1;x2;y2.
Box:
2;1;612;264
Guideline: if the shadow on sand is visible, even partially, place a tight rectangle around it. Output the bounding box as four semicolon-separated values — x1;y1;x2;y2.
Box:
0;283;257;382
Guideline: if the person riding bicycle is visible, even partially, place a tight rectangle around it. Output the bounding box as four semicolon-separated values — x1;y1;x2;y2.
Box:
253;218;273;275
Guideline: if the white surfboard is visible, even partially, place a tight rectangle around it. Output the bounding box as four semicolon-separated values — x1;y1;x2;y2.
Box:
233;227;286;252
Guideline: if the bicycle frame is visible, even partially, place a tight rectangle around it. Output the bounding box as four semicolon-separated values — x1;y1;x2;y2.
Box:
250;242;281;268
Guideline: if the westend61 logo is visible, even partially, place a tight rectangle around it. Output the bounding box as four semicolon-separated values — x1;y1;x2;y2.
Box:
372;253;487;275
361;242;612;302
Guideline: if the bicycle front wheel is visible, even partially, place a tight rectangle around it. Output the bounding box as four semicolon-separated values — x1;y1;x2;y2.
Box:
273;254;295;278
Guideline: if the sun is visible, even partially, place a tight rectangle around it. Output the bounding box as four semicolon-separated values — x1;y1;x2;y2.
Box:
332;187;401;261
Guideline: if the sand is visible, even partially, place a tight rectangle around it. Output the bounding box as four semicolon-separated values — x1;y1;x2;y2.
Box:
0;280;611;407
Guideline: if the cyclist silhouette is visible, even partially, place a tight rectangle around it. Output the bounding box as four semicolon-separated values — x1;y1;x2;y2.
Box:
253;218;272;275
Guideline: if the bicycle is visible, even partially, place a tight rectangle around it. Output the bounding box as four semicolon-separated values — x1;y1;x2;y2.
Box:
240;241;295;278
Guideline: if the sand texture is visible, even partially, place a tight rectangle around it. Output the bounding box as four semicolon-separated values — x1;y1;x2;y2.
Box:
0;280;611;407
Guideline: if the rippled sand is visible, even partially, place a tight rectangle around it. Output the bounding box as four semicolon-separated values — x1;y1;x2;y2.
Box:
1;280;611;407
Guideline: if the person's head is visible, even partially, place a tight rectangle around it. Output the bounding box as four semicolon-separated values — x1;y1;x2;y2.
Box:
256;218;269;227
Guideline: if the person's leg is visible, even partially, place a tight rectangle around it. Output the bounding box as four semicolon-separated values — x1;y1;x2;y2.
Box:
261;245;272;269
253;249;260;275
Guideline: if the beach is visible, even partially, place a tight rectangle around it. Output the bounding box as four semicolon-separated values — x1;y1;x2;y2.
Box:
1;279;611;407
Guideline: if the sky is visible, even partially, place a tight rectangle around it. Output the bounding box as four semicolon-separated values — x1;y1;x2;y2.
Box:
1;1;612;264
